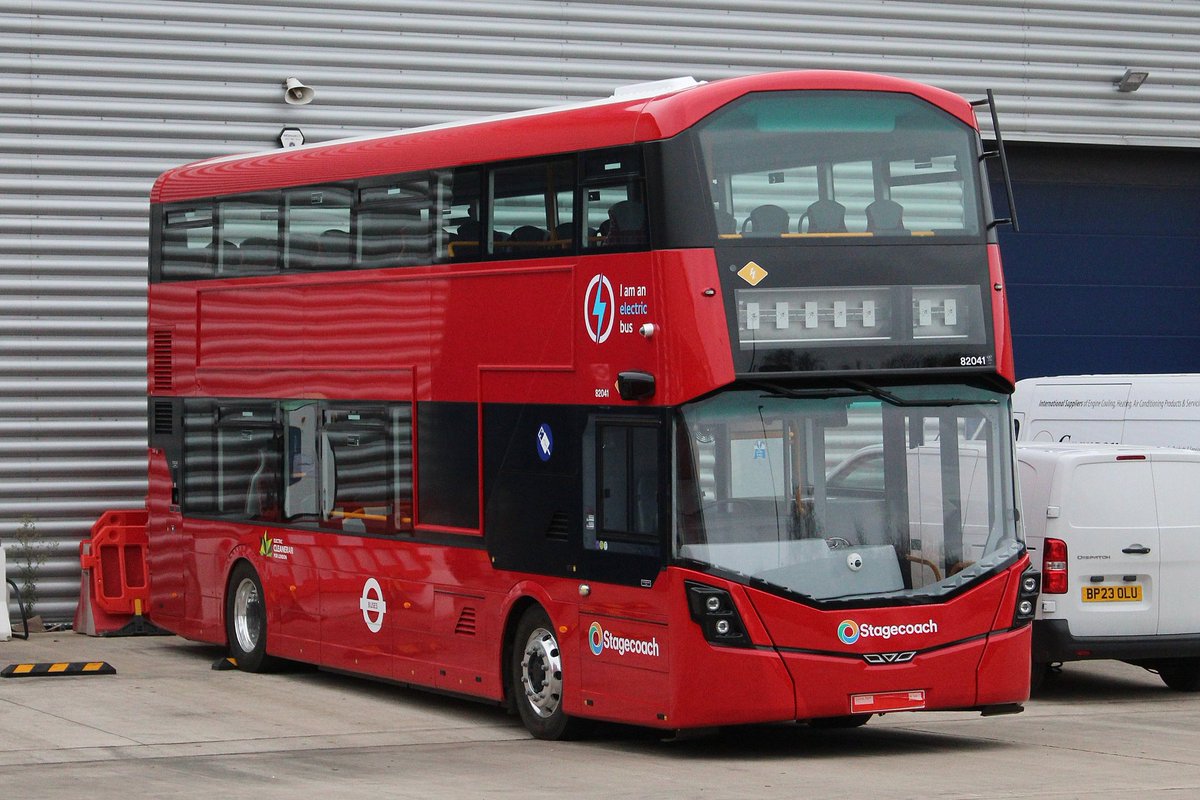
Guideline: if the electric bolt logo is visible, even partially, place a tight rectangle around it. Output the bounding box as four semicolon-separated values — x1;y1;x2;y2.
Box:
588;622;605;655
837;620;861;645
258;530;272;558
584;274;615;344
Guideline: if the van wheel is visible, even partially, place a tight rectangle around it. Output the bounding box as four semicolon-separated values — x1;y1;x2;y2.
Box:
510;606;586;740
226;562;274;673
1156;658;1200;692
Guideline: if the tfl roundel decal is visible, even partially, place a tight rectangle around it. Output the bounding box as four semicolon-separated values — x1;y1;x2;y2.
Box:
584;274;615;344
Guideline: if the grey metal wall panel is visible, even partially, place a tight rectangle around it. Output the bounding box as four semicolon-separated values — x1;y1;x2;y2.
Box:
1;0;1197;622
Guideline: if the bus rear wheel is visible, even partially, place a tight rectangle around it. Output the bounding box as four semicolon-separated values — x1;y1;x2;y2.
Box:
226;562;273;673
510;606;585;740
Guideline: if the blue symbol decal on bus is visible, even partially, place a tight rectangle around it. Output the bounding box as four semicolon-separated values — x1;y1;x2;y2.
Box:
537;424;554;461
584;274;615;343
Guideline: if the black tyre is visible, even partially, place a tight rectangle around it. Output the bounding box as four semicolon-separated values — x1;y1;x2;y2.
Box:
225;561;273;672
510;606;585;740
1156;658;1200;692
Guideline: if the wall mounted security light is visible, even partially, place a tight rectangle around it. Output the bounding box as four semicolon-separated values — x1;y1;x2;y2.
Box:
279;127;305;148
283;77;315;105
1115;69;1149;92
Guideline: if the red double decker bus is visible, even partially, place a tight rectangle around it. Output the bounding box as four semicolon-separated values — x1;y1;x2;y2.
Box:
145;70;1037;739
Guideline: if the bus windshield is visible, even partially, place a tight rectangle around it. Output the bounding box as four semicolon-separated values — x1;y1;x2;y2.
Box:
675;383;1022;604
694;90;983;239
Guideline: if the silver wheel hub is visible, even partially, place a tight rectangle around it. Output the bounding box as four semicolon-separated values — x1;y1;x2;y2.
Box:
520;626;563;719
233;577;262;654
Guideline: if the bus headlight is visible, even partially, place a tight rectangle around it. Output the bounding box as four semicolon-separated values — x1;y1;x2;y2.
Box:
1012;568;1040;627
685;582;751;647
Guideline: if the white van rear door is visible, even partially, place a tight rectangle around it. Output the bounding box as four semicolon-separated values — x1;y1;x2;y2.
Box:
1153;457;1200;636
1057;458;1159;637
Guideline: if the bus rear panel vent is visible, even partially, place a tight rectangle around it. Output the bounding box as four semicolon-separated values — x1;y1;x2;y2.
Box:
151;327;174;393
545;511;570;542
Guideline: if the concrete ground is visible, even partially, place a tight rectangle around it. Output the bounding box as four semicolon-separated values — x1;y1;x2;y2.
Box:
2;630;1199;799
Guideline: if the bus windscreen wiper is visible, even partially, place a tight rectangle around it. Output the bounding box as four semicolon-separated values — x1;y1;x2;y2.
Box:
749;379;997;408
841;379;998;408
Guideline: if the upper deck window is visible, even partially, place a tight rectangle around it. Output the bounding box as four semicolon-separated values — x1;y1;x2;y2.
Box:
695;91;982;241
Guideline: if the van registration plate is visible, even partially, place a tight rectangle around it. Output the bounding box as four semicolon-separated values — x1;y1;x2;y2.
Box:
1082;585;1143;603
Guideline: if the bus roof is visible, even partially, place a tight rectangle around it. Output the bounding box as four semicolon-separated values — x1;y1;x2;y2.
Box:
151;70;976;204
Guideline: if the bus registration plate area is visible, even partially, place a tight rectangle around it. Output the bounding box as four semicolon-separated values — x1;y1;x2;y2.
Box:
1082;584;1143;603
850;689;926;714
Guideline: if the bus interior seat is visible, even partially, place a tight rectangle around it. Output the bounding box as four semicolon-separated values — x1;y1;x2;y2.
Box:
799;199;847;233
715;210;737;235
508;225;550;242
742;204;789;235
605;200;646;245
318;229;351;265
865;198;907;234
239;237;278;270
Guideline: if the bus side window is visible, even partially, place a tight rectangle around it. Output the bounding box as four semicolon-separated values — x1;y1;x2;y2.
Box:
491;158;574;258
358;175;435;268
597;422;661;542
183;401;282;522
445;169;484;261
318;405;413;535
285;186;352;271
584;184;646;249
161;205;215;280
217;194;280;276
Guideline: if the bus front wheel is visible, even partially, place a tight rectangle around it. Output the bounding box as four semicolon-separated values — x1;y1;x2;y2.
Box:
225;562;273;673
510;605;585;740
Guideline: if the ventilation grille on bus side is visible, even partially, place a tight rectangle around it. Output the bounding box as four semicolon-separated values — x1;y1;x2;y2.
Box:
545;512;569;541
454;607;477;636
151;327;173;393
152;401;174;436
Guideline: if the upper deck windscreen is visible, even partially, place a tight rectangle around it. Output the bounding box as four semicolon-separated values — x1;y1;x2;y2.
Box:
694;91;983;241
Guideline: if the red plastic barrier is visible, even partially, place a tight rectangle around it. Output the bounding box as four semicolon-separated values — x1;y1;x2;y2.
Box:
79;509;150;616
75;509;167;636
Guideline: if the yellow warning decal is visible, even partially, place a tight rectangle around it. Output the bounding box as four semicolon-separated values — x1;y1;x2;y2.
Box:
737;261;768;286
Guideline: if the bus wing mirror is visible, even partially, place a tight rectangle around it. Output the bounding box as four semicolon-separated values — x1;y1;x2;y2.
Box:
616;371;656;401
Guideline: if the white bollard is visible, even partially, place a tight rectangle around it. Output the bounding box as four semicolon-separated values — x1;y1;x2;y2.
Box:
1;543;11;641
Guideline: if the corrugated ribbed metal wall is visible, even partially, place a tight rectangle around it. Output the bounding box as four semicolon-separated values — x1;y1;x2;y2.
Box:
3;0;1198;622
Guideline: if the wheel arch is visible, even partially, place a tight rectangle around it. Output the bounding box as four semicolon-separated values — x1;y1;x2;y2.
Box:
498;581;566;711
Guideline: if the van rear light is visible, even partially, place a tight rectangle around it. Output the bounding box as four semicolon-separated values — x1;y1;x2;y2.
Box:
1042;537;1068;594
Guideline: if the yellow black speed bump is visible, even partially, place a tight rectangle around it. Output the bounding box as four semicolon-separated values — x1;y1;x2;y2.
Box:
2;661;116;678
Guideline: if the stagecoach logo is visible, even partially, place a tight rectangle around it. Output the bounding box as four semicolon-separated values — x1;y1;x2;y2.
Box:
838;618;938;645
584;274;615;344
360;578;387;634
259;531;293;561
587;621;661;658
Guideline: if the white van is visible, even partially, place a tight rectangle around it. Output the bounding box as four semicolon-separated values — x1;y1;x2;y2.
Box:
1016;442;1200;691
1012;373;1200;450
